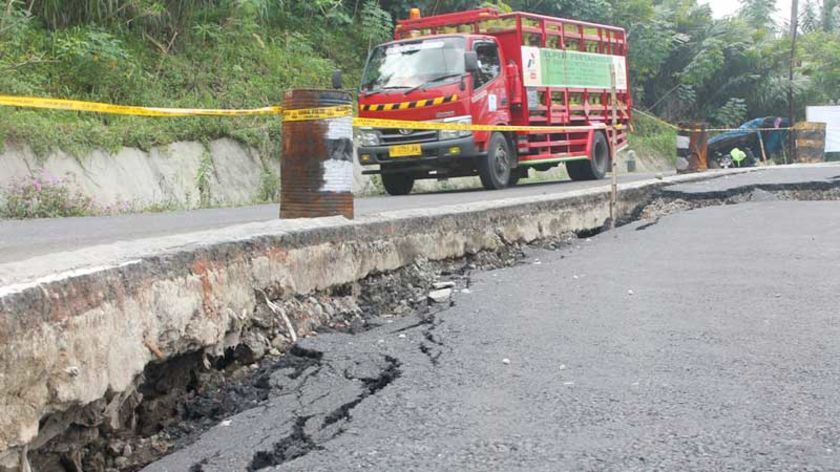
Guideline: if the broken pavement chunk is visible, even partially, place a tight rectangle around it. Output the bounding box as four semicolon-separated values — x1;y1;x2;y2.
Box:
427;289;453;303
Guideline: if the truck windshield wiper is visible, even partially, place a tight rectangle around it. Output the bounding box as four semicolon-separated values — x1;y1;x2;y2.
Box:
403;73;464;95
363;86;408;97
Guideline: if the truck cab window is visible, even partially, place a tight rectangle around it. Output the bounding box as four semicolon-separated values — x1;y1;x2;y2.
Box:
473;42;500;89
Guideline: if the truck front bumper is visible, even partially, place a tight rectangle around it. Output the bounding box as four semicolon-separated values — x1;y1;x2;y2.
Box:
358;136;479;176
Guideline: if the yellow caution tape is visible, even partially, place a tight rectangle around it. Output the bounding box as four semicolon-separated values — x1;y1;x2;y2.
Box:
631;107;680;130
283;105;354;122
0;94;633;132
0;94;815;135
0;95;283;117
703;127;793;132
632;107;797;133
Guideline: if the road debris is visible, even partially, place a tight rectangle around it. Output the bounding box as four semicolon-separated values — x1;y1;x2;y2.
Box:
428;289;453;303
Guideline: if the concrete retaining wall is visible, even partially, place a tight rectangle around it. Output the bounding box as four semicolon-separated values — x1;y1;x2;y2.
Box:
0;139;280;210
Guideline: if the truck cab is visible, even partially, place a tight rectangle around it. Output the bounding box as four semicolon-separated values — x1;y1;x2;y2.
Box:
357;8;631;196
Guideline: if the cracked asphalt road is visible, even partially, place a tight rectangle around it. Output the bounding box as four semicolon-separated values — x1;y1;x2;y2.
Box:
145;200;840;472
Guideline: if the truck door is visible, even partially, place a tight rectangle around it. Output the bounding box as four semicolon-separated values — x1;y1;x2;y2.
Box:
471;40;510;148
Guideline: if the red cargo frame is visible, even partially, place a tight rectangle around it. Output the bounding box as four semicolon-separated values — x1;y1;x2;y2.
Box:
395;8;631;164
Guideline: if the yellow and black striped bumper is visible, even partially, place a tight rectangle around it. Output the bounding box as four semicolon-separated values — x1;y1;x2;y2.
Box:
360;95;458;112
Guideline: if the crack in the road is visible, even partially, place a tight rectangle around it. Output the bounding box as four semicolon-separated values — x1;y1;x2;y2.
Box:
424;330;444;346
246;355;402;471
416;311;450;366
324;356;402;427
246;416;321;471
390;318;434;333
635;219;660;231
419;343;442;365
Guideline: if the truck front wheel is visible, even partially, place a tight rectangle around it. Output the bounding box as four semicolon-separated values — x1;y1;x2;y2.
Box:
479;132;512;190
381;173;415;196
568;131;610;181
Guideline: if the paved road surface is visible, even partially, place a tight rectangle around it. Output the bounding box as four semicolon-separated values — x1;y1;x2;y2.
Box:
0;173;662;264
664;164;840;196
145;199;840;471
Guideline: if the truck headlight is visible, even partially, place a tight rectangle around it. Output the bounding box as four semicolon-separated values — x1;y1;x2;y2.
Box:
357;128;380;147
439;116;473;140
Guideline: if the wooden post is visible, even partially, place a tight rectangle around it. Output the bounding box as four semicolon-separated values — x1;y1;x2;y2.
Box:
609;64;618;231
756;130;768;164
788;0;799;160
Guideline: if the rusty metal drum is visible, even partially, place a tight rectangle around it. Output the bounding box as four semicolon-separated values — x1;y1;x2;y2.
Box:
794;122;826;163
280;89;354;219
676;122;708;173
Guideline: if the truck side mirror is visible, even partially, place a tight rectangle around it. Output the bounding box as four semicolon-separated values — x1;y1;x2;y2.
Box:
464;52;479;73
332;70;343;89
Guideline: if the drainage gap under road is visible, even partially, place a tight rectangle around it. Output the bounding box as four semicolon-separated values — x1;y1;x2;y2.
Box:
632;183;840;223
20;179;840;472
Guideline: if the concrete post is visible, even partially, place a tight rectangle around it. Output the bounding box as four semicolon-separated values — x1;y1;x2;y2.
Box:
280;89;354;219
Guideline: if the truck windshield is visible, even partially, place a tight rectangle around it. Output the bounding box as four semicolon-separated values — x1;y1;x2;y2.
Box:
361;37;465;93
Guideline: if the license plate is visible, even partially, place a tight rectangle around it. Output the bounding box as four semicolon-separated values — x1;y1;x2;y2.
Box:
389;143;422;158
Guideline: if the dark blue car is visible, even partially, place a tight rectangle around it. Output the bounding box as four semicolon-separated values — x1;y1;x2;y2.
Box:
708;117;789;167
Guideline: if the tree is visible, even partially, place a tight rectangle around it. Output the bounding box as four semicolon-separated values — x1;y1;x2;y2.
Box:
738;0;778;29
798;31;840;104
802;0;821;31
824;0;839;30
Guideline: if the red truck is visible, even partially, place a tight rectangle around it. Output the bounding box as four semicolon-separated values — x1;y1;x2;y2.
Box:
357;7;632;195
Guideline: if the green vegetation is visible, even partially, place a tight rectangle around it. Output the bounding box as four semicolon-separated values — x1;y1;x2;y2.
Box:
0;171;95;218
630;111;678;165
257;167;279;203
1;0;838;160
0;0;381;155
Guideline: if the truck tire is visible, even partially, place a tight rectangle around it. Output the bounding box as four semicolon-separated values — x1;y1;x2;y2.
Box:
479;132;512;190
567;131;610;181
508;167;527;187
382;173;414;196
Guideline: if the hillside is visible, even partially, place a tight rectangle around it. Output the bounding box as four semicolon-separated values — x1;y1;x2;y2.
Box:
3;0;838;154
0;1;390;156
0;0;837;215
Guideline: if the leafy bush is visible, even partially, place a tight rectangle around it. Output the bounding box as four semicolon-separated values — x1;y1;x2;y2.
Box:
0;171;95;219
257;168;279;203
361;0;393;46
196;149;214;208
714;98;748;127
